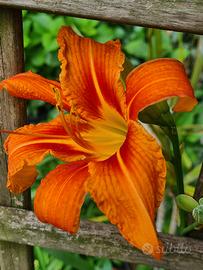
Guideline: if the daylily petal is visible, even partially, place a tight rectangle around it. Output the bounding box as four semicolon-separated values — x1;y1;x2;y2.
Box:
0;71;69;110
5;116;89;193
57;26;126;119
87;120;166;259
126;58;198;119
34;162;89;233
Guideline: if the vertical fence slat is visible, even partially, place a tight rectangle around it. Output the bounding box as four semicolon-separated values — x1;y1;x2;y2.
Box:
0;8;34;270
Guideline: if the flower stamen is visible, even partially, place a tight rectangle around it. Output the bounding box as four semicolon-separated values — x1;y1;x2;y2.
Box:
53;87;93;151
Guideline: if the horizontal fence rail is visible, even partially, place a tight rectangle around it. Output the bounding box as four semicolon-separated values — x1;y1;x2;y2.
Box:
0;0;203;34
0;206;203;270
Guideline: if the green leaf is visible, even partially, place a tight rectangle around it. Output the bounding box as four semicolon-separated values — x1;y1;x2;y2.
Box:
172;47;190;62
33;13;54;33
23;20;32;47
136;265;153;270
47;258;63;270
94;24;115;43
44;249;94;270
184;163;202;184
161;31;173;55
24;35;31;48
50;17;66;33
74;18;99;36
138;101;175;127
124;39;147;59
45;52;59;67
182;150;193;170
34;247;48;270
95;259;112;270
31;48;46;67
42;33;58;52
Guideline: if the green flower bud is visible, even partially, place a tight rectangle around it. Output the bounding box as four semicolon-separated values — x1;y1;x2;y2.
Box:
192;205;203;224
199;198;203;205
176;194;198;212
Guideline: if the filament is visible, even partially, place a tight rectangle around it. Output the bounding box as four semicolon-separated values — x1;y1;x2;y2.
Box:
53;87;92;150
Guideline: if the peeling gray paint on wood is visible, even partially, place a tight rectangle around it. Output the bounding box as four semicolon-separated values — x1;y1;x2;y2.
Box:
0;0;202;34
0;8;33;270
0;206;203;270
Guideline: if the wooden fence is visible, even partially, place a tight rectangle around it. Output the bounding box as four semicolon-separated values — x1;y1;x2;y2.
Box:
0;1;203;269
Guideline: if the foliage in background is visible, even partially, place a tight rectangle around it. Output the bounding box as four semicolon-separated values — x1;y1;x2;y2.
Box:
23;10;203;270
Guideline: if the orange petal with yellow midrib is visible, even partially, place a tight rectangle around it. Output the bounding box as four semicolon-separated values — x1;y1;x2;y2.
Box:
57;27;126;120
87;120;166;259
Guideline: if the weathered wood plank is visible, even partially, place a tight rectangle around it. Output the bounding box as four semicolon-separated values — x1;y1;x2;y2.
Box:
0;206;203;270
0;8;34;270
0;0;203;34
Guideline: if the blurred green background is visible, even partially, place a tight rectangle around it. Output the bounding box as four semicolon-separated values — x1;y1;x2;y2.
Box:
23;10;203;270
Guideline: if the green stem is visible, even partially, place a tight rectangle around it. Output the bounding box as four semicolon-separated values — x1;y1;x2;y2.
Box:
168;126;186;231
147;28;154;60
34;247;47;270
170;127;184;194
154;29;162;57
181;222;198;236
191;36;203;89
177;32;185;62
178;32;183;48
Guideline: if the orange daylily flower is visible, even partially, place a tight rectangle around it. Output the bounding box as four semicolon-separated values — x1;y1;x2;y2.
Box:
0;27;197;259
